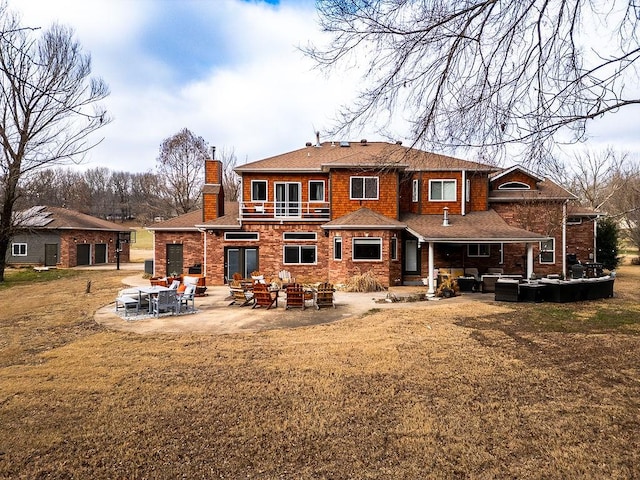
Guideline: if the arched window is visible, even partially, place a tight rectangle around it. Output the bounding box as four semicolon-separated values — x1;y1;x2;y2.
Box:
498;181;530;190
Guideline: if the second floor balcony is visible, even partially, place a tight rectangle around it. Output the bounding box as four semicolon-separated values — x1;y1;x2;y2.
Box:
239;201;331;222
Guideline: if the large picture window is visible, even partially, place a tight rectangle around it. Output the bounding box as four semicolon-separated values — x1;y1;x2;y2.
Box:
12;243;27;256
350;176;378;200
353;238;382;261
251;180;267;201
540;239;555;264
283;245;316;264
429;179;456;201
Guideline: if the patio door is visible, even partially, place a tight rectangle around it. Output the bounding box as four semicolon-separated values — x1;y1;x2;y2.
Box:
225;247;258;282
275;182;300;217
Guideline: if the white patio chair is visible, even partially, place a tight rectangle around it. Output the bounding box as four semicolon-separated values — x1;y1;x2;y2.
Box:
178;284;196;312
151;290;179;317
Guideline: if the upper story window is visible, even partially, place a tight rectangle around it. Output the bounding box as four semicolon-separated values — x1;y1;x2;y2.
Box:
498;181;530;190
412;179;419;202
429;179;456;201
12;243;27;256
251;180;267;201
350;176;378;200
309;181;325;202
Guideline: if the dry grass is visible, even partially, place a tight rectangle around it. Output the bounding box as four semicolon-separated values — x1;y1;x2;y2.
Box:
1;268;639;479
344;270;386;292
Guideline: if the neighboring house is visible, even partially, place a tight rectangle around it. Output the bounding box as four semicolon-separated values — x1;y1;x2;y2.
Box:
7;206;132;268
149;140;601;292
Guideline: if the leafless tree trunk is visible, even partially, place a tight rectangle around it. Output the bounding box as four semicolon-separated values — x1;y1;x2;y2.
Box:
0;3;110;281
218;147;241;202
156;128;207;215
306;0;640;169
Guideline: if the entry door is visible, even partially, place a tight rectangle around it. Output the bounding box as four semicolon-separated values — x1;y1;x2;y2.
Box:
225;247;258;282
275;182;300;217
166;244;183;276
44;244;58;266
76;244;91;266
95;244;107;264
404;239;420;274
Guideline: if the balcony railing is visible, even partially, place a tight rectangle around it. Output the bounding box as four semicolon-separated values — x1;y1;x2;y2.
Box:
239;201;330;221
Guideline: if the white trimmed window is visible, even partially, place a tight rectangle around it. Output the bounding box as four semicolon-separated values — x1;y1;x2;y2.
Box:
540;239;555;264
429;179;456;201
390;237;398;261
251;180;267;201
353;238;382;261
334;236;342;260
12;243;27;256
350;176;378;200
412;179;419;202
468;244;490;257
309;180;325;202
283;245;316;264
498;181;530;190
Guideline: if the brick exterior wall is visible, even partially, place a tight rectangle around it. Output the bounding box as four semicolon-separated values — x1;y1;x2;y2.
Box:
566;217;597;263
59;230;130;268
153;231;204;277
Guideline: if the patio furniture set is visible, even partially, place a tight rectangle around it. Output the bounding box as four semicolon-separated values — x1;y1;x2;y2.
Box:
228;271;335;310
115;278;198;318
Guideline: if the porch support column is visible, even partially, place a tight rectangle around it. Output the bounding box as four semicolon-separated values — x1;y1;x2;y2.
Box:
562;201;567;279
526;243;534;279
427;241;435;294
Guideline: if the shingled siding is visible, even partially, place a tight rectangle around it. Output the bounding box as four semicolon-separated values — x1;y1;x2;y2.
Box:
153;231;204;277
240;172;330;204
490;170;538;189
330;170;399;220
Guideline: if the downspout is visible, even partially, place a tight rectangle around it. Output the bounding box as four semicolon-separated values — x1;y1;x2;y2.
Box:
461;170;466;216
593;216;598;263
562;200;567;279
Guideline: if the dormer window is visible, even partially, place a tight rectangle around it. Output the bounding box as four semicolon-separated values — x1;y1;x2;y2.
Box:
498;181;530;190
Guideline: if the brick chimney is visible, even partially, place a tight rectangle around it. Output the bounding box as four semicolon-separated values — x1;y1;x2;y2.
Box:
203;154;225;222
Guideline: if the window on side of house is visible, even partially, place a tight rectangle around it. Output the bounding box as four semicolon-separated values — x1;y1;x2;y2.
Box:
11;243;27;256
467;244;490;257
412;179;419;202
334;236;342;260
224;232;259;241
390;236;398;261
540;239;555;264
350;176;379;200
309;180;325;202
498;181;530;190
429;179;456;201
353;238;382;261
283;245;316;264
251;180;267;201
283;232;317;241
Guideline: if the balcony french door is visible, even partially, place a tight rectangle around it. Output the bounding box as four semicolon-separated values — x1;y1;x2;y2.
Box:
274;182;300;217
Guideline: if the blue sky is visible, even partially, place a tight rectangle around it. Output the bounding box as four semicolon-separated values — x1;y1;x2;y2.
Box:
9;0;640;173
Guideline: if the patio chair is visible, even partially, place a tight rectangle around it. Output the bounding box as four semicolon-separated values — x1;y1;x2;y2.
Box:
178;284;196;312
279;269;295;286
252;283;278;309
285;283;305;310
151;290;179;317
168;280;180;290
315;282;335;309
229;281;254;307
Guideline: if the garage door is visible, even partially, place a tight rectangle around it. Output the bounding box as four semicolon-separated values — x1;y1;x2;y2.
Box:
76;244;90;266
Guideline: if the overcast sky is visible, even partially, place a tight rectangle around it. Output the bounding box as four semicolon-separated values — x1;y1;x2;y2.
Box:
10;0;640;174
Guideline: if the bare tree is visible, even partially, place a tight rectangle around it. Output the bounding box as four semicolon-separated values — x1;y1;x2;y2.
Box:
306;1;640;168
218;147;241;201
156;128;207;215
0;3;109;281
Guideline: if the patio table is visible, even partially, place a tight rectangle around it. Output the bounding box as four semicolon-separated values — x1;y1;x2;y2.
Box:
139;286;172;313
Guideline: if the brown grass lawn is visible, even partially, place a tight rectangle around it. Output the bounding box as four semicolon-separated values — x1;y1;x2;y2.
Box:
1;267;639;479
